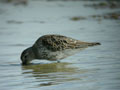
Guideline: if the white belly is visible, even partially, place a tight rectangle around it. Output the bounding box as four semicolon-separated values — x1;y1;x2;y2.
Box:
47;48;85;60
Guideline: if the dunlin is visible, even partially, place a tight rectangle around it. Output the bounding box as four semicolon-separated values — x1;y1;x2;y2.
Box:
21;34;100;65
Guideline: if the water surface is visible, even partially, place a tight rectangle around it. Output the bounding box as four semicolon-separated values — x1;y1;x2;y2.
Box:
0;0;120;90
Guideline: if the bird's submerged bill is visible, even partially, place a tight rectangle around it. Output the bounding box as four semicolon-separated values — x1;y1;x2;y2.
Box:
21;34;101;65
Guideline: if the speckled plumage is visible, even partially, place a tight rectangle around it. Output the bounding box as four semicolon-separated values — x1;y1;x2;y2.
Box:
21;34;100;65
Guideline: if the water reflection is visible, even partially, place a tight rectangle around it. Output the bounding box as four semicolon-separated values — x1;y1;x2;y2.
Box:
22;63;76;73
22;62;87;87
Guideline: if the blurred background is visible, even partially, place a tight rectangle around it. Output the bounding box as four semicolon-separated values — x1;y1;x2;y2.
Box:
0;0;120;90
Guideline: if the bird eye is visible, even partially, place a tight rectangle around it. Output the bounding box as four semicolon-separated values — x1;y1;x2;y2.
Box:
24;55;27;59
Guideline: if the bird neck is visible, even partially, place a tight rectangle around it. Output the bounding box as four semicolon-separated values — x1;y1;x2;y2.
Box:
31;46;39;59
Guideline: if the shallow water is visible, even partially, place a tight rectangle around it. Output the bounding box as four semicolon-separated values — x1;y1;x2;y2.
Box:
0;0;120;90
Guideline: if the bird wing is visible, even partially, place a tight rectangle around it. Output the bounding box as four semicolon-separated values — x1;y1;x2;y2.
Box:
35;34;91;51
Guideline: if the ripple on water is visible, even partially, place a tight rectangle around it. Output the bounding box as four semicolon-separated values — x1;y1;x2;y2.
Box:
21;62;89;87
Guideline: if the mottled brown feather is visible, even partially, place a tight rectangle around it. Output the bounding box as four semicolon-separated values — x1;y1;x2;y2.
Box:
34;34;100;51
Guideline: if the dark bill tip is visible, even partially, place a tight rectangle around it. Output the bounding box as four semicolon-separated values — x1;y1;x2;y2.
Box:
21;61;30;65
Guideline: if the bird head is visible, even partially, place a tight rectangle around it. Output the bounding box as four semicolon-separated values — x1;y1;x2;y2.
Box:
21;47;35;65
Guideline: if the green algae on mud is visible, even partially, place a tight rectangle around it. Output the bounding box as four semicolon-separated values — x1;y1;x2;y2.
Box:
70;16;86;21
84;1;120;9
